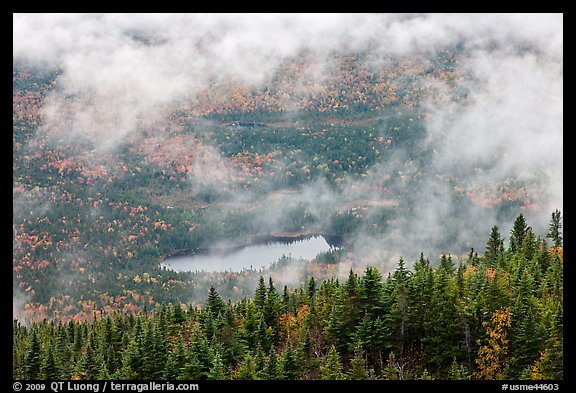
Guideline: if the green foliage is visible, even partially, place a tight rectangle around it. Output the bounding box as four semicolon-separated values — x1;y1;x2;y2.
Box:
12;213;562;380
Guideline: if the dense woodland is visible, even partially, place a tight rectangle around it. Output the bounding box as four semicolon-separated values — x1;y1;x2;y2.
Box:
13;212;563;380
13;46;563;381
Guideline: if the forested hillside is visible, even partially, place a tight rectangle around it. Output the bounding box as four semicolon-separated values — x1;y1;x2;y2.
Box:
13;47;551;323
13;212;563;380
13;14;563;382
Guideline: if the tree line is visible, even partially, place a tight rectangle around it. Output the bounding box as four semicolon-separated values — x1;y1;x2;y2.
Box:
13;211;563;380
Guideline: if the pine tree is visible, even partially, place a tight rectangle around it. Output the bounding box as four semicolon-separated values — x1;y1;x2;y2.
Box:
449;357;471;380
546;209;562;248
25;330;42;380
485;225;503;266
348;346;369;380
282;285;290;313
55;324;73;378
162;339;185;380
439;254;455;275
79;339;99;380
388;258;410;368
235;353;258;380
182;330;212;380
207;351;227;380
307;276;316;301
322;345;345;380
407;253;433;357
510;303;543;378
96;360;110;380
41;342;60;379
381;352;400;380
281;344;299;380
263;277;281;336
171;303;185;325
206;286;226;318
422;264;461;370
419;368;434;380
359;265;384;321
510;213;529;254
521;228;537;262
152;320;168;379
122;321;144;379
345;268;360;316
254;276;267;311
241;300;260;350
263;350;280;379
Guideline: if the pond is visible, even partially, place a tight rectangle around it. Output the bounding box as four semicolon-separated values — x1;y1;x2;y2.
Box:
160;234;341;273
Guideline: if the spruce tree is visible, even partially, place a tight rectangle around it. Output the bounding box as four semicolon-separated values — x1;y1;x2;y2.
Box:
359;266;384;321
24;330;41;380
207;351;227;380
254;276;267;311
510;213;529;254
485;225;503;266
348;346;369;380
206;286;226;318
546;209;562;248
263;277;281;334
41;342;60;379
235;353;258;380
322;345;345;380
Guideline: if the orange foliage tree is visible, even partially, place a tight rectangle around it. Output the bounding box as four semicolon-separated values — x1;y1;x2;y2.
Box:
475;307;512;380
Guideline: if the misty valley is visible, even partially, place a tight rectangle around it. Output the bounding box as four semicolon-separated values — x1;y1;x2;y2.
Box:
13;14;562;382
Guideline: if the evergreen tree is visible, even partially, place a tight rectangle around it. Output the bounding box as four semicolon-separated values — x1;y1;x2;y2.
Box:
24;330;41;380
439;254;455;275
381;352;400;380
449;357;471;380
546;209;562;247
485;225;503;266
422;264;461;371
263;277;281;335
182;330;212;380
281;344;299;380
162;339;186;380
419;368;434;380
207;351;227;380
206;286;226;318
510;213;529;254
359;266;384;321
510;303;543;378
263;350;280;379
96;360;110;380
282;285;290;313
322;345;345;380
241;300;260;350
235;353;258;380
79;339;100;380
41;342;60;379
521;228;537;262
171;303;185;325
307;276;316;301
254;276;267;311
348;346;369;380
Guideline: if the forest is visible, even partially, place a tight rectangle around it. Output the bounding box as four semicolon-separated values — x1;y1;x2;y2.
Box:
13;212;563;380
13;48;543;323
13;15;563;382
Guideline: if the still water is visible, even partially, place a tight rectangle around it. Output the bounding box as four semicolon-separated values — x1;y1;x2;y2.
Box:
160;235;337;273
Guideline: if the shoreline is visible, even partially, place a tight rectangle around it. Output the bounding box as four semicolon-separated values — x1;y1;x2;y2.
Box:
160;232;346;262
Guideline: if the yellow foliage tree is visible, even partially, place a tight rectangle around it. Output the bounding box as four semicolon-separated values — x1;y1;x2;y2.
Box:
475;307;512;380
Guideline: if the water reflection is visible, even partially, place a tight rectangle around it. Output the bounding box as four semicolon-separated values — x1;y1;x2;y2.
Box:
161;235;338;272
